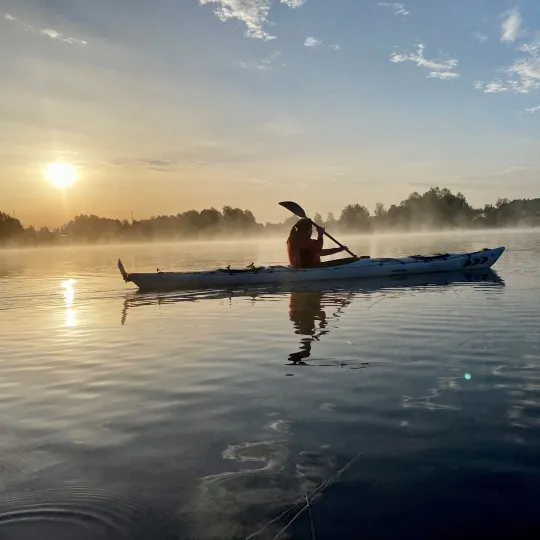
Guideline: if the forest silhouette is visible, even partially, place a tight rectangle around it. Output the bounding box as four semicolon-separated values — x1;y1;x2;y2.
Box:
1;187;539;246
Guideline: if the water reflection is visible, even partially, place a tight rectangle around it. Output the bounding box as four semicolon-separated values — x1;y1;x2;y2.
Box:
121;270;505;364
61;278;77;327
288;291;352;364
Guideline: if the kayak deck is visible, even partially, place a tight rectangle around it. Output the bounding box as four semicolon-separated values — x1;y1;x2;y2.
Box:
118;246;505;292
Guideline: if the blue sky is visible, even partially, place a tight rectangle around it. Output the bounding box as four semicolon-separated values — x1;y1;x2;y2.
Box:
1;0;540;226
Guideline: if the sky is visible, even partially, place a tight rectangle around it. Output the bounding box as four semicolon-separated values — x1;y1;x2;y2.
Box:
2;0;540;227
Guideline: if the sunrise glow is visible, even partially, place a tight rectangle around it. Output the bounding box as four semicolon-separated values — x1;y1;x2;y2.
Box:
45;162;77;189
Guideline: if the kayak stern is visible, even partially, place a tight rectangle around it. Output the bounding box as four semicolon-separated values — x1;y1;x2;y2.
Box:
118;259;130;282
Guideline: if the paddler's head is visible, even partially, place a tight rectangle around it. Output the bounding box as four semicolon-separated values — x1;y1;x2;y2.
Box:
288;218;313;242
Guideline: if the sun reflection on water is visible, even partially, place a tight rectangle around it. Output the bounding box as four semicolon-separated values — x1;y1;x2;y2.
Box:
61;278;77;327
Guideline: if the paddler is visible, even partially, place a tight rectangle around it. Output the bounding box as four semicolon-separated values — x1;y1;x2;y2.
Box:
287;218;348;268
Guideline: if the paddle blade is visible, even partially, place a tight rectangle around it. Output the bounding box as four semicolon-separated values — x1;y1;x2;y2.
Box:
279;201;307;219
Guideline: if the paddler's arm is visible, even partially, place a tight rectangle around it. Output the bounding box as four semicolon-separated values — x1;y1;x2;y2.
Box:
313;225;348;257
320;246;347;256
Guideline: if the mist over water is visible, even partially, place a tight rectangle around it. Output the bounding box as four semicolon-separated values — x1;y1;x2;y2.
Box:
1;230;540;539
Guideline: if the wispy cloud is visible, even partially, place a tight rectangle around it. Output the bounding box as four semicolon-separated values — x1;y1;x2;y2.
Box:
281;0;306;7
304;36;322;47
390;44;459;80
41;28;87;45
478;38;540;94
501;7;523;42
199;0;306;40
378;3;409;16
474;80;510;93
509;40;540;92
524;105;540;114
238;50;284;70
428;71;459;80
2;11;87;44
199;0;274;40
110;157;205;172
329;44;340;51
473;31;488;43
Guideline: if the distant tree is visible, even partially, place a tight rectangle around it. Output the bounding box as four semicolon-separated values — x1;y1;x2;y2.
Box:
313;213;323;226
339;204;371;231
199;207;222;232
374;202;387;218
3;187;540;247
325;212;337;228
222;206;257;231
0;211;24;244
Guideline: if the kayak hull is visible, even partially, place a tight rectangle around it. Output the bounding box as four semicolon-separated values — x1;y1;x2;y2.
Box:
118;246;505;292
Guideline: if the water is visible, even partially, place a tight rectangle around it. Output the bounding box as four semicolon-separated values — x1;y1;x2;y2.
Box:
0;230;539;539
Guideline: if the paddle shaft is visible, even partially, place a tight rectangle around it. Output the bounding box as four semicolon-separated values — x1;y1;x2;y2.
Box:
308;219;357;258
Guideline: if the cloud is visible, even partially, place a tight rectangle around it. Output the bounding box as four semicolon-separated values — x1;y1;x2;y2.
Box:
390;44;459;80
428;71;459;80
501;7;523;42
474;37;540;95
508;44;540;92
478;38;540;94
238;50;283;70
109;157;205;172
138;158;186;172
520;39;540;55
41;28;87;45
524;105;540;114
378;3;409;16
199;0;306;40
329;44;340;51
473;32;488;43
304;36;322;47
199;0;274;40
2;11;86;44
281;0;306;7
474;80;510;93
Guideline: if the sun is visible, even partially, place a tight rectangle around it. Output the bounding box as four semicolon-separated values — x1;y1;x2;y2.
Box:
45;162;77;188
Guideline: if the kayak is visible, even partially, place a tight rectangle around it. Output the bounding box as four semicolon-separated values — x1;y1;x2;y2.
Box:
118;246;505;292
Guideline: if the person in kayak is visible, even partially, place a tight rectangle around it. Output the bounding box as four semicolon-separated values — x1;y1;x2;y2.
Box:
287;218;348;268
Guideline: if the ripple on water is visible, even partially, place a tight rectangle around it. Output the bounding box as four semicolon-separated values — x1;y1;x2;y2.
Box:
0;484;181;540
0;446;63;492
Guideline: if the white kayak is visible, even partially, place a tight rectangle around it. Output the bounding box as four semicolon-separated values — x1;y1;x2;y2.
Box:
118;246;505;292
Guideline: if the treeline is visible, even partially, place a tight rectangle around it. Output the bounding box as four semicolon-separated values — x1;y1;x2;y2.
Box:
1;187;540;246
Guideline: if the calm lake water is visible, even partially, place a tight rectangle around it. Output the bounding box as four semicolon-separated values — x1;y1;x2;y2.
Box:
1;230;540;539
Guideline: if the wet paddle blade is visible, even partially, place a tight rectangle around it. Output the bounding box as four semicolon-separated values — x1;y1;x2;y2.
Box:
279;201;307;219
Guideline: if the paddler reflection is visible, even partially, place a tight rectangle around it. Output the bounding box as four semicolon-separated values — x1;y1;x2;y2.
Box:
288;290;352;364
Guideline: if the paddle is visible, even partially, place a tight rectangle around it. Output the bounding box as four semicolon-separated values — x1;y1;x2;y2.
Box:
279;201;357;258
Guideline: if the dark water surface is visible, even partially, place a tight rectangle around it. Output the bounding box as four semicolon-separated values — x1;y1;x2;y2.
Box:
1;230;540;539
